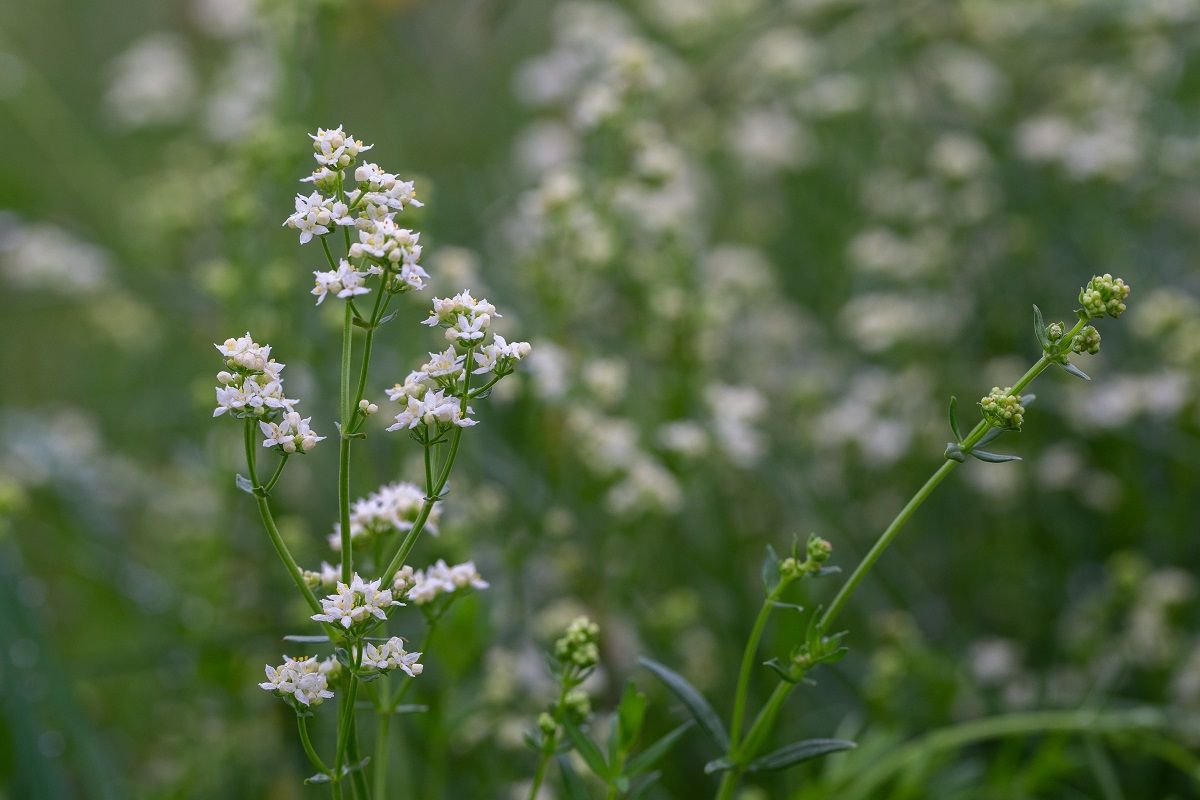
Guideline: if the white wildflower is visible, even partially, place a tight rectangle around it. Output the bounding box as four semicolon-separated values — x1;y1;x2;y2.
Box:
311;574;397;630
361;636;424;677
312;259;371;305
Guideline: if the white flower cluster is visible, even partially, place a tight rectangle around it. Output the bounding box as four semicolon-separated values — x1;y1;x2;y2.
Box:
386;293;530;435
283;124;430;297
326;481;442;552
392;559;489;605
361;636;424;677
312;258;374;305
259;410;325;454
259;655;338;707
212;333;325;454
310;573;397;630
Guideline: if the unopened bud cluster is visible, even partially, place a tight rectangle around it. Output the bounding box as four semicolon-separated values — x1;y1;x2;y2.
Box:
1071;325;1101;355
979;387;1024;430
1079;273;1131;319
781;535;833;580
554;616;601;671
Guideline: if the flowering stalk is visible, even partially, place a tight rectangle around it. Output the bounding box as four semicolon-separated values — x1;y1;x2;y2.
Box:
212;125;528;797
527;617;601;800
701;277;1133;800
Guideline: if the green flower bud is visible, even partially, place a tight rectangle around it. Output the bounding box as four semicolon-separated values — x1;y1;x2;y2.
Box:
1079;274;1131;319
564;688;591;723
553;616;601;671
1046;322;1065;342
979;387;1024;430
779;556;801;579
806;535;832;564
538;711;558;737
1070;325;1101;355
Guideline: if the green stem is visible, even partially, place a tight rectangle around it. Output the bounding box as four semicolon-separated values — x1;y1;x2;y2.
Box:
528;678;573;800
297;714;331;776
380;348;476;585
338;300;354;585
728;579;790;751
717;324;1092;800
374;703;391;799
335;644;364;783
243;419;325;617
263;454;288;495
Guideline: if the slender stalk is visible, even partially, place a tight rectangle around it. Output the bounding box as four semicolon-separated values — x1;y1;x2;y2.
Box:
297;714;331;777
244;419;324;617
374;704;391;799
263;454;288;495
335;644;364;785
728;581;788;750
528;680;572;800
338;299;354;585
380;347;477;585
715;326;1090;800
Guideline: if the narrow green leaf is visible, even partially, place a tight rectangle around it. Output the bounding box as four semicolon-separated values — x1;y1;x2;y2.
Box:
377;310;399;327
761;544;781;593
1060;361;1091;381
970;450;1022;463
763;657;799;684
1020;393;1037;407
235;473;255;494
948;396;962;441
625;721;693;779
704;757;735;774
629;771;662;799
304;772;332;785
564;720;610;780
747;739;857;773
617;681;647;753
639;658;729;750
1033;305;1049;348
557;755;591;800
768;600;805;613
283;634;330;643
977;427;1004;447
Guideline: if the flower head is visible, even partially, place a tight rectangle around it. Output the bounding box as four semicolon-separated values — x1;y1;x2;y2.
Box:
361;636;424;677
1080;274;1131;319
311;573;398;630
259;655;336;707
554;616;600;671
979;386;1024;430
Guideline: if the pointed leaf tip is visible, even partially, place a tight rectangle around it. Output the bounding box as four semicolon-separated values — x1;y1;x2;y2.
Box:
639;657;729;750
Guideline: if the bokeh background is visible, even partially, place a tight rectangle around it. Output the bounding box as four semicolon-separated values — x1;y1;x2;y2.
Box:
2;0;1200;797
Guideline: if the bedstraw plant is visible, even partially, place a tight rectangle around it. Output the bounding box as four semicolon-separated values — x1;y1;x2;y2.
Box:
211;125;529;798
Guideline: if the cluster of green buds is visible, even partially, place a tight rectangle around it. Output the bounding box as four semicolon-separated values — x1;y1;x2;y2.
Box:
1071;325;1101;355
1080;273;1131;319
979;386;1024;431
528;617;602;764
765;604;849;684
554;616;601;671
779;535;834;581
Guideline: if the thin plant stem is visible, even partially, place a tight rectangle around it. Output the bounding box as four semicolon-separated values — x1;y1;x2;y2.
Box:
528;679;573;800
374;704;391;799
243;419;324;617
380;347;477;585
728;580;789;750
297;714;330;777
715;321;1091;800
338;298;354;585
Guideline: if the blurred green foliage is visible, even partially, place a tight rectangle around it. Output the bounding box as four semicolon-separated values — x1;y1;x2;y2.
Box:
2;0;1200;797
